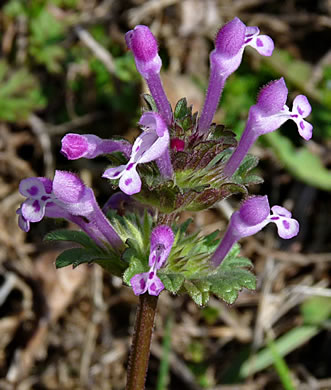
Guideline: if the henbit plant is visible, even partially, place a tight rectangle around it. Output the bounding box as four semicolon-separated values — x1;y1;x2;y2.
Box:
17;18;312;389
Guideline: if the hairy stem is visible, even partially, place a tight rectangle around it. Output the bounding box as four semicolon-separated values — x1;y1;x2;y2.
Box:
126;293;158;390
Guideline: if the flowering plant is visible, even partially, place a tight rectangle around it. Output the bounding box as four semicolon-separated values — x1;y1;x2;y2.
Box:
17;18;312;389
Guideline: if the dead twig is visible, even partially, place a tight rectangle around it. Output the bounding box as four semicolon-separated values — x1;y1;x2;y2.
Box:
75;26;116;75
27;115;54;178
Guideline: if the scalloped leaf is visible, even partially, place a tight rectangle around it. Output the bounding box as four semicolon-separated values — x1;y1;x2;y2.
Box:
232;154;263;186
55;247;125;276
161;235;256;305
184;280;211;306
158;273;185;294
44;229;99;251
209;268;256;304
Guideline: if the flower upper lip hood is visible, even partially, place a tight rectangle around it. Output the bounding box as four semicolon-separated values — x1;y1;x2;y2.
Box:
256;78;288;115
61;134;132;160
215;17;246;58
238;195;270;226
125;25;161;79
139;111;167;137
125;25;159;63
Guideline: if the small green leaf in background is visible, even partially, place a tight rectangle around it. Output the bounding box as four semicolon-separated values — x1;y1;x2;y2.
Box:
264;132;331;191
0;61;45;121
300;296;331;325
156;315;173;390
29;8;67;73
201;306;220;325
239;325;319;378
267;338;296;390
237;296;331;380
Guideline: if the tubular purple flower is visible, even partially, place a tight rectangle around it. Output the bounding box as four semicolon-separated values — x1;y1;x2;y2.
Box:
17;172;124;250
130;225;174;296
125;25;172;125
61;134;132;160
102;112;171;195
211;196;299;267
53;171;123;248
198;17;274;134
223;78;313;177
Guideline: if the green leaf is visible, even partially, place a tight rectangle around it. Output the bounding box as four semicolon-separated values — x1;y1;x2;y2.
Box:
184;280;211;306
300;296;331;325
156;316;173;390
267;338;296;390
143;94;158;112
239;325;319;378
55;248;106;268
174;98;189;120
158;273;185;293
232;154;262;186
44;229;99;250
55;247;125;276
123;256;147;285
264;132;331;191
0;61;45;121
29;8;67;73
209;268;256;304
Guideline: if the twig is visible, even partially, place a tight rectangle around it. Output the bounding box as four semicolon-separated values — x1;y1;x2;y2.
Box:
251;238;331;265
151;343;202;390
48;112;105;135
27;115;54;178
80;266;106;384
127;0;179;26
75;26;116;74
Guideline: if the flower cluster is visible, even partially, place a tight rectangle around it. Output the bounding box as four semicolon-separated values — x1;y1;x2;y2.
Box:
17;18;312;298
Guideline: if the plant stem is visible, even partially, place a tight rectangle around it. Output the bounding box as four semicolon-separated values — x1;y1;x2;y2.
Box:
126;293;158;390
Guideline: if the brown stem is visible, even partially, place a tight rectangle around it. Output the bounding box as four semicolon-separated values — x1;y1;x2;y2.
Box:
126;293;158;390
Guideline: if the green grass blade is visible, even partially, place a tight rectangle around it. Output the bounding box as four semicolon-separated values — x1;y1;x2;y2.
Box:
156;316;173;390
239;325;319;378
267;338;296;390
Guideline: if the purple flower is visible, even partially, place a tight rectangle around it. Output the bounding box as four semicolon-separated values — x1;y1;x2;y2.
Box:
198;17;274;134
224;78;313;177
102;112;171;195
61;133;132;160
125;25;161;79
211;196;299;267
130;225;174;296
17;171;123;249
126;25;172;125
